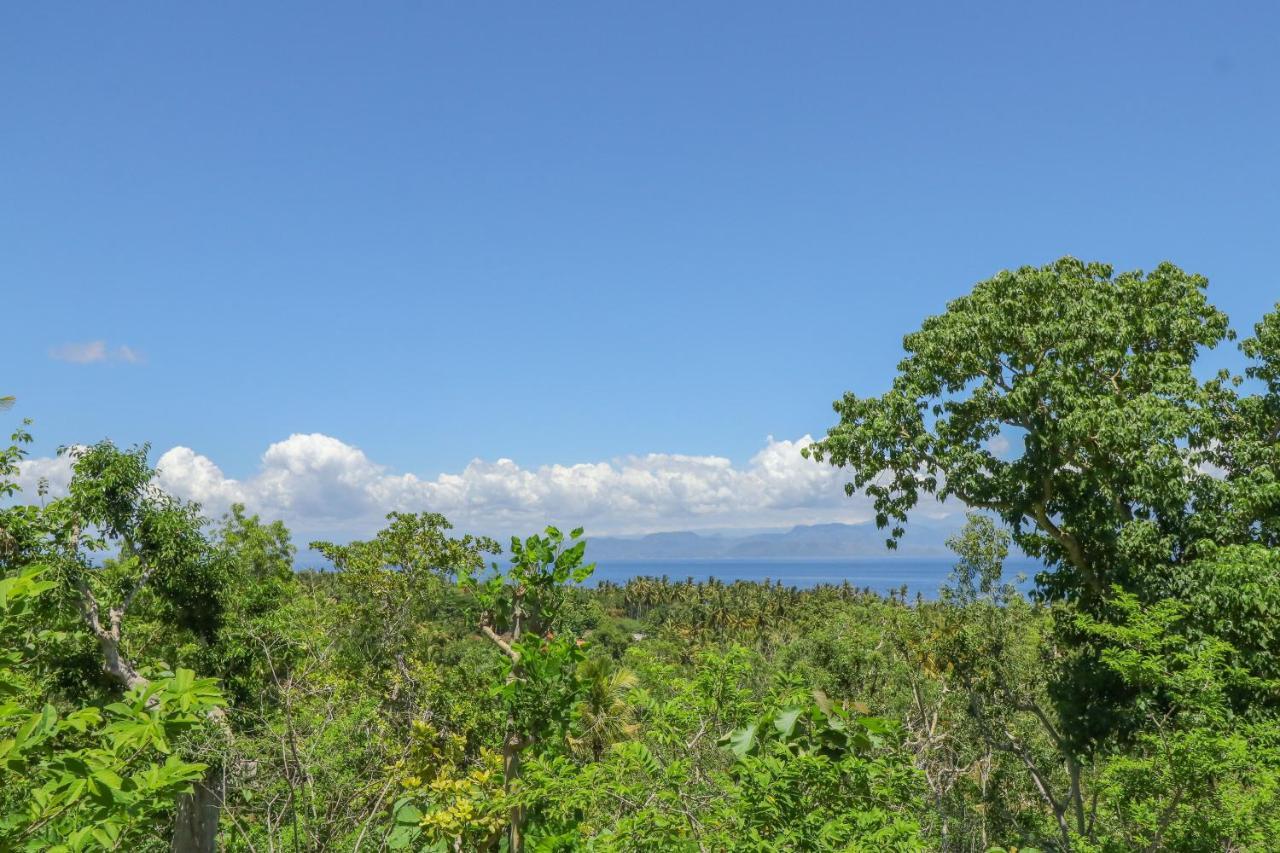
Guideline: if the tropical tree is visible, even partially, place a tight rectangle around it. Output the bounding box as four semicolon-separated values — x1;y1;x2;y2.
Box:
806;258;1240;602
459;526;596;851
807;258;1278;746
568;655;640;761
0;402;226;850
0;567;222;850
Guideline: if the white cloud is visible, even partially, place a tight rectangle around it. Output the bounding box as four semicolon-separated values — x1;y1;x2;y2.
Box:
12;452;75;500
50;341;108;364
49;341;144;365
16;433;959;541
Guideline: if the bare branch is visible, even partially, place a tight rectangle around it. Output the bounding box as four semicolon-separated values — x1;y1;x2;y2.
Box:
118;559;159;621
481;624;520;663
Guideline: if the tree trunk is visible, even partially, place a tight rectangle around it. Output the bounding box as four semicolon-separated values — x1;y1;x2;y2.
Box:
504;738;524;853
171;769;223;852
71;540;231;850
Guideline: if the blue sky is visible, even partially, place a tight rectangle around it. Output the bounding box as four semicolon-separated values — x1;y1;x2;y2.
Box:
6;3;1280;536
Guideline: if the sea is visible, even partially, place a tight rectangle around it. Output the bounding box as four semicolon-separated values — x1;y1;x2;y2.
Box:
586;556;1041;598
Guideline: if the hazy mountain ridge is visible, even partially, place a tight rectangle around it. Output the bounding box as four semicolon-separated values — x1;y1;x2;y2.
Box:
587;521;959;560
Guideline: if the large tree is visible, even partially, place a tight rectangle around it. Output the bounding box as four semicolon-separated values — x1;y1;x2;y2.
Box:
0;409;232;850
1;438;255;851
807;257;1280;746
808;257;1278;599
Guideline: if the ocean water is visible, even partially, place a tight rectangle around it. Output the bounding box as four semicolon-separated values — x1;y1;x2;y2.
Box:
586;557;1041;598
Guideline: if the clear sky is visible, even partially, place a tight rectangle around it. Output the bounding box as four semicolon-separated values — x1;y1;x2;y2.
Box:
6;3;1280;538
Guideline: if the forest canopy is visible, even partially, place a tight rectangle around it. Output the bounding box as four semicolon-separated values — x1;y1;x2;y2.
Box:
3;257;1279;851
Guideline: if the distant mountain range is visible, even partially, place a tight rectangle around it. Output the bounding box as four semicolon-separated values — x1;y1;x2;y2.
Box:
586;520;961;561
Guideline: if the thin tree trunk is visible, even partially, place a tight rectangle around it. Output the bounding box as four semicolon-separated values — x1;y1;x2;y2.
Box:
504;736;524;853
172;769;224;852
507;600;525;853
479;609;528;852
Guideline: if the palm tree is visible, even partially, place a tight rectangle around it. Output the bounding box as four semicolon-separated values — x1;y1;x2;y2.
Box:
569;656;640;761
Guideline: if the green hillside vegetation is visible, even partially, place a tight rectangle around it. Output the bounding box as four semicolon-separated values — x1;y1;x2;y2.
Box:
3;258;1279;850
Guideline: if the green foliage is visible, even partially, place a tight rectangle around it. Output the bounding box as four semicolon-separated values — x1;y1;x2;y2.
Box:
390;724;506;850
1073;591;1280;850
720;692;925;850
0;566;223;851
806;257;1235;599
942;513;1018;607
69;443;230;638
314;510;499;579
2;281;1278;851
567;656;639;761
313;511;500;679
463;525;594;636
0;412;236;851
808;261;1280;754
1163;544;1280;686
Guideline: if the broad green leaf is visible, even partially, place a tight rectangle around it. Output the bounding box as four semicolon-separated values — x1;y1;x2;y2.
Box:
722;723;759;758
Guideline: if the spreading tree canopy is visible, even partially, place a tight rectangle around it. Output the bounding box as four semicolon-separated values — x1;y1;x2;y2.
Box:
808;258;1280;749
807;257;1277;605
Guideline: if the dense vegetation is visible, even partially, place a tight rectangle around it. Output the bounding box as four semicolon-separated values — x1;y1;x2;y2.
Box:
3;258;1279;851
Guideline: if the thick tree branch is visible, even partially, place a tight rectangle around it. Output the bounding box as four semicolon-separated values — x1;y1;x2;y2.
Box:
1011;699;1087;837
116;559;158;624
481;623;520;663
1013;699;1068;754
994;727;1072;844
1030;502;1097;593
75;574;108;642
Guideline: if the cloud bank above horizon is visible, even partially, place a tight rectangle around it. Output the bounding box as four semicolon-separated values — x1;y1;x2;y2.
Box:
15;433;959;542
